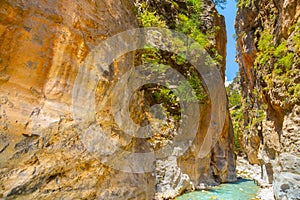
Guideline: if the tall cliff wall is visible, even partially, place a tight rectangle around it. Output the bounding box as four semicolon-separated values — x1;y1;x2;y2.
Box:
235;0;300;199
0;0;235;199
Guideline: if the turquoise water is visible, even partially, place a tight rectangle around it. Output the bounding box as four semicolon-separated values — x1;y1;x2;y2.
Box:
177;179;259;200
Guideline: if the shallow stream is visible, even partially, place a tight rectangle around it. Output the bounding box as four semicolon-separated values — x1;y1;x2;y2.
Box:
177;179;259;200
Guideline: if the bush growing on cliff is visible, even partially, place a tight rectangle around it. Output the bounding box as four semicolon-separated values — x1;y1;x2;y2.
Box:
187;0;203;13
237;0;251;8
226;75;243;154
255;28;300;107
176;1;222;63
137;9;166;28
177;13;209;48
255;30;274;66
135;0;228;122
135;0;212;120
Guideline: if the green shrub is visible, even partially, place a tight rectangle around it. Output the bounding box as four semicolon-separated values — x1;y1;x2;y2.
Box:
277;52;294;70
187;0;203;13
135;0;226;118
255;30;296;97
137;10;166;28
294;84;300;99
257;31;274;52
177;72;207;103
226;75;243;154
237;0;251;8
255;30;274;67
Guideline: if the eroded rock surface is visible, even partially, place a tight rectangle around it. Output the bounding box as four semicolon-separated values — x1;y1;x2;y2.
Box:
235;0;300;199
0;0;235;199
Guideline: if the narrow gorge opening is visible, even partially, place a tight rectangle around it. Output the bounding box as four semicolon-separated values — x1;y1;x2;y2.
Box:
178;0;266;199
218;0;300;200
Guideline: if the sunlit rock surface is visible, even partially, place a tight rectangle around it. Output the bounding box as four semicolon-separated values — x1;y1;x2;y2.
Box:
0;0;235;199
235;0;300;199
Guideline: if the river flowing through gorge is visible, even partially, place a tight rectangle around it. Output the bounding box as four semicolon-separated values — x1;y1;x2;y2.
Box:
177;179;259;200
0;0;299;199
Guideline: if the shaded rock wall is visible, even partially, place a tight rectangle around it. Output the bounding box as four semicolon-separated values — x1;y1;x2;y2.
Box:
235;0;300;199
0;0;235;199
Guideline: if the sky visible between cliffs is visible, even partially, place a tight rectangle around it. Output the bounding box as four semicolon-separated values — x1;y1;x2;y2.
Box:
217;0;239;84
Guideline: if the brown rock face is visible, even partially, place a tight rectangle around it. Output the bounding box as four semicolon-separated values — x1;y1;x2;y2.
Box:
235;0;300;199
0;0;235;199
0;0;137;130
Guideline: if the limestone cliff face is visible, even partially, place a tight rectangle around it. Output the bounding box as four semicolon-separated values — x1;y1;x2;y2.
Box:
235;0;300;199
0;0;235;199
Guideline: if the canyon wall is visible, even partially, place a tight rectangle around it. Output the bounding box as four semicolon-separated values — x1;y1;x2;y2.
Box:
235;0;300;199
0;0;235;199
